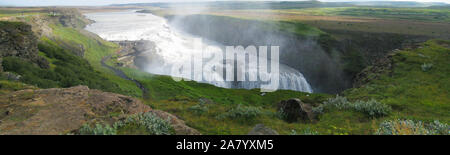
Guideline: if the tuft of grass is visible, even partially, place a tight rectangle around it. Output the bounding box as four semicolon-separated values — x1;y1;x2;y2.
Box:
317;95;392;118
421;63;433;72
352;99;392;118
0;80;33;92
216;105;263;123
78;112;174;135
114;112;174;135
79;123;117;135
188;104;209;115
290;128;320;135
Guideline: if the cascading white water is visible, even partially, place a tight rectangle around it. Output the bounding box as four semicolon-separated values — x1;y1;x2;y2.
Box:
84;10;313;93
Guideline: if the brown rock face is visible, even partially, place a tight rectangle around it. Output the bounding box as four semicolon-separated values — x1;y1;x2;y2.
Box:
277;98;315;123
0;86;199;135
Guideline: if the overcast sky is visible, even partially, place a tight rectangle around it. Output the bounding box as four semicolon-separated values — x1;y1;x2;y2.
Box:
1;0;448;6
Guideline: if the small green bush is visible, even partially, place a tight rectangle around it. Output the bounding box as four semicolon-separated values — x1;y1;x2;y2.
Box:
311;105;324;114
352;99;392;118
275;108;288;120
217;105;263;122
188;104;208;115
322;95;351;110
114;112;174;135
79;123;117;135
421;63;433;72
318;96;391;118
78;112;174;135
375;119;449;135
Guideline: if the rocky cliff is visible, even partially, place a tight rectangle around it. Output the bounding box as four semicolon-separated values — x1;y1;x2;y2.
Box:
0;21;49;69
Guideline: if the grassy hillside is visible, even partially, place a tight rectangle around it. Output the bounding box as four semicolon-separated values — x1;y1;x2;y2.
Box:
343;40;450;123
47;24;142;97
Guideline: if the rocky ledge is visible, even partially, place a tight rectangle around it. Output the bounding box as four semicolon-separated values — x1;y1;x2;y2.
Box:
0;85;199;135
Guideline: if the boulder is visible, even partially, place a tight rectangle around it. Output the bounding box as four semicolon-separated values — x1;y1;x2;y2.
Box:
248;124;279;135
277;98;315;123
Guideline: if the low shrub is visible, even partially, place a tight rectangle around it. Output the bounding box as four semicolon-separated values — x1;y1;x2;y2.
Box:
375;119;449;135
421;63;433;72
217;105;263;122
78;112;174;135
275;108;288;120
311;105;324;114
79;123;117;135
318;95;391;118
322;95;351;110
188;104;208;115
114;112;174;135
352;99;392;118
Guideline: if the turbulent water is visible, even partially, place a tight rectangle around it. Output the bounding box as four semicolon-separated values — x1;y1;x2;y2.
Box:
85;10;313;93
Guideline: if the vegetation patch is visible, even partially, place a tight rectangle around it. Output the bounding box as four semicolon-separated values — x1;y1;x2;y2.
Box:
2;39;124;93
0;80;33;93
45;23;141;97
78;112;174;135
290;128;319;135
114;112;174;135
375;119;449;135
315;95;392;118
188;104;209;115
216;105;264;123
343;40;450;123
79;123;117;135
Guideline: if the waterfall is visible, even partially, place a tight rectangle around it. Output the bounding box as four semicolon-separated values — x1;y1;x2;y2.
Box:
85;10;313;93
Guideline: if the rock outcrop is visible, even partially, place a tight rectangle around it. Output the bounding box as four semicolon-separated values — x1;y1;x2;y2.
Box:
0;86;199;135
277;98;315;123
353;52;396;88
248;124;279;135
0;21;49;69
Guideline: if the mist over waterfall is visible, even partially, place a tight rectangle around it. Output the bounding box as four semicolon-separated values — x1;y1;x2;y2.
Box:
84;10;313;93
